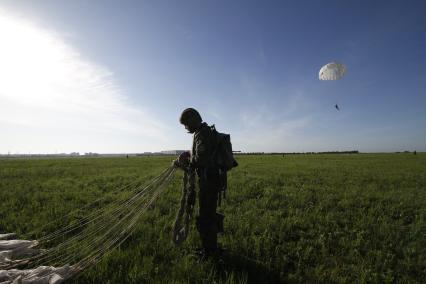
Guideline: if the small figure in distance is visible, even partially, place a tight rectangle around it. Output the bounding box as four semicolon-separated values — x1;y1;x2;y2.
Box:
414;150;417;155
173;108;224;262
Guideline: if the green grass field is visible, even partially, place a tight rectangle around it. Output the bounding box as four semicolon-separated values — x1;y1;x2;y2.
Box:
1;154;425;283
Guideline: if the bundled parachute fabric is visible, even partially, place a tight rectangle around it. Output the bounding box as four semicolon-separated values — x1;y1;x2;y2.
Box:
0;235;17;241
0;240;37;252
172;168;196;245
0;240;40;264
0;166;176;283
0;238;78;283
0;265;74;284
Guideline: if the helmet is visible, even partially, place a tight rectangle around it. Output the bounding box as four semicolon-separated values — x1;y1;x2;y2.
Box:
179;108;202;126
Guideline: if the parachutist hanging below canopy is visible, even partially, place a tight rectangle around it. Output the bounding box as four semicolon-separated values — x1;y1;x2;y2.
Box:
319;62;346;110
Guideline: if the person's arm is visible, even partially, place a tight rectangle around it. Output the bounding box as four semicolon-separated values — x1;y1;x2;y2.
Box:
190;128;210;168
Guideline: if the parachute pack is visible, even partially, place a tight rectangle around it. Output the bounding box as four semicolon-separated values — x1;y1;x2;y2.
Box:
210;125;238;205
210;125;238;171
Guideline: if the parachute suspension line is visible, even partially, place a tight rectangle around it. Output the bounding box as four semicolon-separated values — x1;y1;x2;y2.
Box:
37;167;171;243
31;183;154;268
64;170;173;268
318;62;346;110
75;166;176;271
27;178;142;241
33;182;139;244
2;165;173;278
40;169;169;243
2;165;176;277
39;178;152;245
31;167;174;268
172;167;196;245
74;167;175;270
19;177;158;267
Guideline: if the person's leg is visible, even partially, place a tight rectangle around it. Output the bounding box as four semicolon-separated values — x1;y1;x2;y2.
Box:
197;183;219;254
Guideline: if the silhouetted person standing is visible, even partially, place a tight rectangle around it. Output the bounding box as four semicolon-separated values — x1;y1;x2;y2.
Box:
174;108;223;260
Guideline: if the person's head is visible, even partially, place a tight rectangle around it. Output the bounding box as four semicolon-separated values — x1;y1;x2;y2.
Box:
179;108;202;133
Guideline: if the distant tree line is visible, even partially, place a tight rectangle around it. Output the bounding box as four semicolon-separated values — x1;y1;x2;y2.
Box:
235;151;360;155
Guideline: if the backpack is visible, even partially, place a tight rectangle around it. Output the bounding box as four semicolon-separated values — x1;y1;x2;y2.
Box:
210;125;238;171
210;125;238;205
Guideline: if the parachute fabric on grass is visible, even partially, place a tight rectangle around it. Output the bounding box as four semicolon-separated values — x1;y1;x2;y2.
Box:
0;265;74;284
0;234;17;240
319;62;346;80
0;166;176;283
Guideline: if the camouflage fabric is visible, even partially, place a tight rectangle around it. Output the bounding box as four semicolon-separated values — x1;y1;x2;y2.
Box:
190;123;214;168
190;122;222;253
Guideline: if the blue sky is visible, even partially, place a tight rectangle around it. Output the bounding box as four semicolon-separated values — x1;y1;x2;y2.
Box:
0;0;425;153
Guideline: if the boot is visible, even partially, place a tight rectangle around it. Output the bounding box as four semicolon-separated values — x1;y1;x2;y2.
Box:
201;233;217;256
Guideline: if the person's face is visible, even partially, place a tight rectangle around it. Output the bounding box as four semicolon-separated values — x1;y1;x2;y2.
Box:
184;123;196;134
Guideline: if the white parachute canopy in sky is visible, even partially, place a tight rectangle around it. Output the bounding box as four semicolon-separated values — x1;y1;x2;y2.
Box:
319;62;346;80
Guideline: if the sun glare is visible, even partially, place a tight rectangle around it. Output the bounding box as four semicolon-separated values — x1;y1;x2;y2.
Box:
0;13;68;104
0;10;165;153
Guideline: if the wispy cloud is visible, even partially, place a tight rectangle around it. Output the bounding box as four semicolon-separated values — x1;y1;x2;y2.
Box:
233;104;312;152
0;9;166;153
231;72;319;152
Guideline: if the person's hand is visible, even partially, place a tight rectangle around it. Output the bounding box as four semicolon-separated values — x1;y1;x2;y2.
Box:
177;151;191;167
172;159;180;168
172;151;190;169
